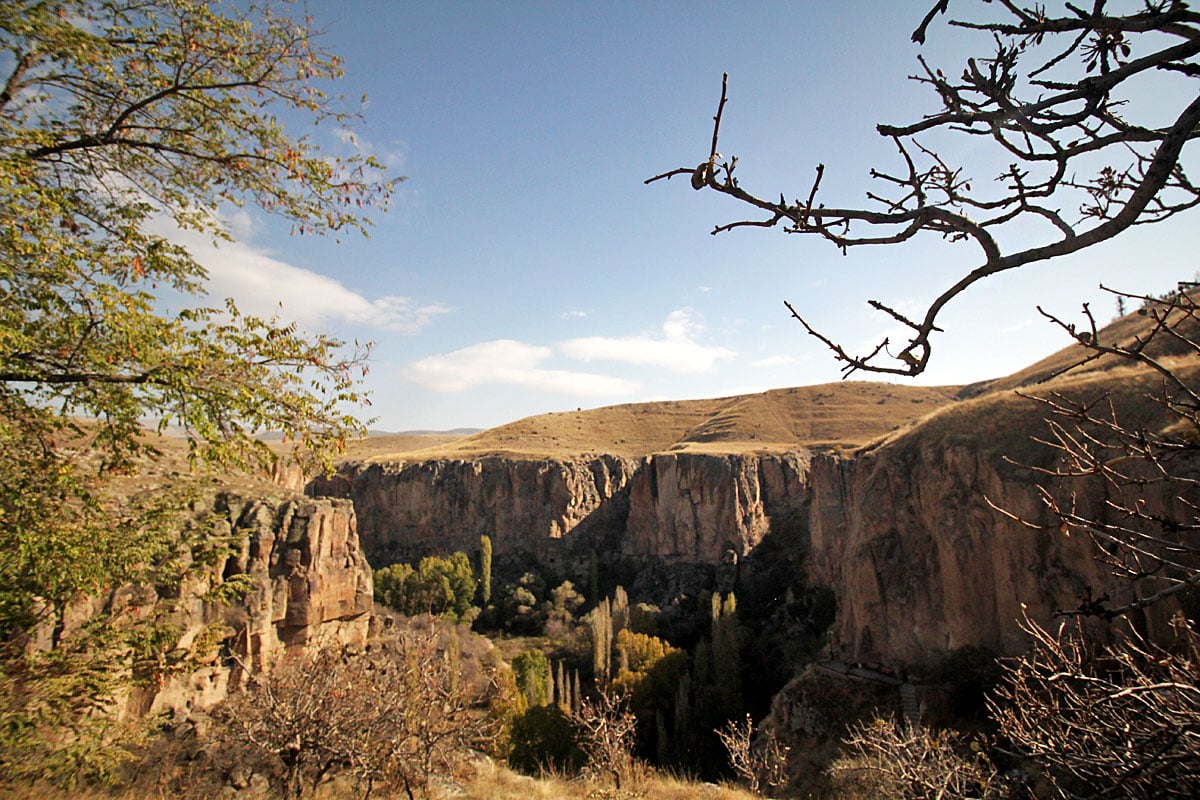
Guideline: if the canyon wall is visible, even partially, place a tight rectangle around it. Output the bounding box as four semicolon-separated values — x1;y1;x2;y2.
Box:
316;452;810;586
124;492;373;718
316;383;1186;668
803;380;1191;667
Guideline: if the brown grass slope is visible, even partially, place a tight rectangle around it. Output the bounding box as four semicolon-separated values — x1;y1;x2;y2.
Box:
355;294;1199;465
862;296;1200;466
357;383;962;462
964;291;1200;396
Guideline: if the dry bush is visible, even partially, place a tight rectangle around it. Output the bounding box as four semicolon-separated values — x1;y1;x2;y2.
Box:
980;288;1200;798
714;714;789;796
993;612;1200;799
219;622;495;799
828;717;1011;800
572;690;645;793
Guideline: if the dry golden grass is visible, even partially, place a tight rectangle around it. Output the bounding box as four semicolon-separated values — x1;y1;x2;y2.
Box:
866;356;1200;469
458;757;762;800
355;382;962;462
0;760;767;800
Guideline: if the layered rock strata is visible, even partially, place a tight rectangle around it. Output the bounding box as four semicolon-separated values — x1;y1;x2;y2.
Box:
130;493;373;717
318;378;1190;668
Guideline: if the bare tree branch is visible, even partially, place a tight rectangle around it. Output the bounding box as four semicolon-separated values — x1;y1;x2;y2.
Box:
651;2;1200;376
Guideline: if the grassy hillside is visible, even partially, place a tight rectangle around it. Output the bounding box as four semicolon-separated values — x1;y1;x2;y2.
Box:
360;295;1195;464
354;382;962;462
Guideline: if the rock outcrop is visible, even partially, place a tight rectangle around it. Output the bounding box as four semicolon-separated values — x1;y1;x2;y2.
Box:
128;492;373;718
314;452;810;589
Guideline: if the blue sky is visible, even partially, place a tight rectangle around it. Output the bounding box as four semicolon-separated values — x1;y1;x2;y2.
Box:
188;0;1198;431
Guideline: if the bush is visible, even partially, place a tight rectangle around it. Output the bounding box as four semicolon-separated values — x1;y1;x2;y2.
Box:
508;705;581;775
373;551;478;621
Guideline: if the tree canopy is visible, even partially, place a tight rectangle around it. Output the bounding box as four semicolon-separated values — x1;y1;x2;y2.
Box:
0;0;390;627
0;0;390;777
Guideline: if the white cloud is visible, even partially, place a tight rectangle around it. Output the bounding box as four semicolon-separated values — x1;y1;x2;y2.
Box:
562;309;588;320
156;221;447;333
405;340;639;395
752;354;801;368
559;309;735;373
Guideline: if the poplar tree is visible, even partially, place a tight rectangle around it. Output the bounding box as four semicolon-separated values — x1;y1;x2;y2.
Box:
479;534;493;606
612;585;630;635
712;592;743;718
591;598;613;685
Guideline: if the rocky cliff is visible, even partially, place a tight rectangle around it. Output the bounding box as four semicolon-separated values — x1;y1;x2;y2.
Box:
124;492;373;718
313;362;1193;669
805;367;1196;667
624;451;809;563
314;451;810;593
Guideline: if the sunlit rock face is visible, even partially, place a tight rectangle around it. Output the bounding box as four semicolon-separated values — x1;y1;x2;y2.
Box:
315;452;809;575
804;384;1190;668
316;456;639;572
121;493;373;718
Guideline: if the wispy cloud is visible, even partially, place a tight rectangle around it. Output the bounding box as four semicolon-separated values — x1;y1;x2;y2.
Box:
752;354;801;368
157;220;447;333
559;309;735;373
405;340;639;395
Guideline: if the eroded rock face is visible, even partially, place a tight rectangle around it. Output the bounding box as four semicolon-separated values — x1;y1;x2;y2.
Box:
804;388;1189;667
318;452;810;576
133;493;373;717
625;452;810;562
324;456;638;571
805;447;1091;666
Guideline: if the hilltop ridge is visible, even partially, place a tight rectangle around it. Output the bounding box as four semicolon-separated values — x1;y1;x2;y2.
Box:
346;382;961;462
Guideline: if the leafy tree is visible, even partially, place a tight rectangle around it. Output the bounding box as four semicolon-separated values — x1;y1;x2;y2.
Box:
590;596;613;685
414;552;478;621
512;648;551;708
500;571;546;634
711;592;743;720
0;0;389;779
612;632;688;767
613;629;675;684
374;562;415;610
479;534;493;606
543;579;587;645
507;703;581;776
374;553;478;622
546;579;586;625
